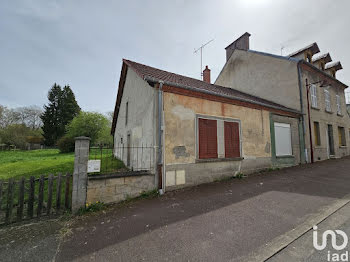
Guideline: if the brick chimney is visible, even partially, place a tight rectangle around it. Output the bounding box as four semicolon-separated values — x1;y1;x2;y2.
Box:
203;65;211;84
225;32;251;61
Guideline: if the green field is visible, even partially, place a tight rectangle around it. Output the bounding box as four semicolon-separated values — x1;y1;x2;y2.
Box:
0;149;125;180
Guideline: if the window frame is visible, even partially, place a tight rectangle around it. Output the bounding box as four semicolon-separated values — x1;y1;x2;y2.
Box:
196;115;241;160
125;101;129;126
324;89;331;112
313;121;321;146
336;94;342;115
338;126;346;147
310;84;318;108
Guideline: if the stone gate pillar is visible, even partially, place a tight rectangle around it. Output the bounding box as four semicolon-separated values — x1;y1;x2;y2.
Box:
72;136;90;212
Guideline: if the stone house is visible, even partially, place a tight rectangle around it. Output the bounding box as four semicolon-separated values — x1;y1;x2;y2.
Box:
111;59;302;191
215;33;350;163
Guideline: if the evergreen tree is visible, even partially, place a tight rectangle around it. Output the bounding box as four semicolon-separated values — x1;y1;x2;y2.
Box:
61;85;80;130
41;83;80;146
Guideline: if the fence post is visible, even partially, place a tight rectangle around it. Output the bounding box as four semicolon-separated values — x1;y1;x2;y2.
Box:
72;136;90;213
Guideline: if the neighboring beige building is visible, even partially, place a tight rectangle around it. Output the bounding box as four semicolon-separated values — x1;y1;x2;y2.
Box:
215;33;350;163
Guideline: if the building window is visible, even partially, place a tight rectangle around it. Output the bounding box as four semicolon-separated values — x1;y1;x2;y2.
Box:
198;118;218;159
320;62;325;71
324;89;331;112
336;95;342;115
306;53;312;63
198;117;241;159
338;127;346;146
125;102;128;126
274;122;292;156
224;121;240;158
310;84;318;108
314;122;321;146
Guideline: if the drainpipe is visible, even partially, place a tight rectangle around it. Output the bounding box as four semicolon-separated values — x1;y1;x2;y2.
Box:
297;62;308;163
305;78;314;163
157;81;164;194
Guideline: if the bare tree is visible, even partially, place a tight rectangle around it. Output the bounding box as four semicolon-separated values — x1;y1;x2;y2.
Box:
0;105;43;129
21;106;42;129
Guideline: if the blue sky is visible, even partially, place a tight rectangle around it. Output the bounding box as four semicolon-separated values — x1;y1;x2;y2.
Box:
1;0;349;112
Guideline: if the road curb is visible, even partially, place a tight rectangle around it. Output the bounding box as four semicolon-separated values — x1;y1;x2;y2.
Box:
238;193;350;262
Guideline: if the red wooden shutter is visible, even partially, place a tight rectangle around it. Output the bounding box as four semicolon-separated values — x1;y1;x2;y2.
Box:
224;121;240;158
199;118;218;159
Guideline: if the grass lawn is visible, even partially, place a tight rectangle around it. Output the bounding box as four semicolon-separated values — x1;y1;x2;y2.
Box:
0;149;125;180
0;149;74;180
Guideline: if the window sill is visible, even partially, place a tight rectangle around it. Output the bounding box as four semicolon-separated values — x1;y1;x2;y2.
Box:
339;146;347;148
337;113;343;117
276;155;294;159
311;106;320;111
196;157;243;163
325;110;333;114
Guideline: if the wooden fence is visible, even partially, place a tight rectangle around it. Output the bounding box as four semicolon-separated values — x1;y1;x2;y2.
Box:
0;174;72;225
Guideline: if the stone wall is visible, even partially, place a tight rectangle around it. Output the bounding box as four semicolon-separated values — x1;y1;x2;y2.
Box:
86;173;155;204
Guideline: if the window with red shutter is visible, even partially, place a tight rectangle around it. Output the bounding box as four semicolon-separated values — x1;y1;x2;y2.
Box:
224;121;240;158
198;118;218;159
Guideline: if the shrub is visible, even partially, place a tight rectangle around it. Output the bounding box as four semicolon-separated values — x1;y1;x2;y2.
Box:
57;136;75;153
65;112;112;145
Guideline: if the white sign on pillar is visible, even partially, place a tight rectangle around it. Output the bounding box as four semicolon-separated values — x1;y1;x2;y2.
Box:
87;160;101;173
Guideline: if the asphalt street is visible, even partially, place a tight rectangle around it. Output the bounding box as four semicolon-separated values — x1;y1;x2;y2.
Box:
56;157;350;261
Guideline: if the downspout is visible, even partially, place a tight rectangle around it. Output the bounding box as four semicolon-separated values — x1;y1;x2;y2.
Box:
305;78;314;163
297;62;308;163
157;81;165;194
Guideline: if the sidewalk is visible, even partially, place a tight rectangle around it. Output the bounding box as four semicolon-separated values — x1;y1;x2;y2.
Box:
267;201;350;262
55;157;350;261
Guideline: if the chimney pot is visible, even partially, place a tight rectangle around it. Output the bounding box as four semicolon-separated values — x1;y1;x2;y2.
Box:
203;65;211;84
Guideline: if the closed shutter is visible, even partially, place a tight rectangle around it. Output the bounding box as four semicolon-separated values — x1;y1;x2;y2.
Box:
198;118;217;159
274;122;292;156
224;121;240;158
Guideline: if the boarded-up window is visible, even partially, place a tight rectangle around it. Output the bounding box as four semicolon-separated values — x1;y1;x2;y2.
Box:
198;118;217;159
338;127;346;146
224;121;240;158
274;122;292;156
314;122;321;146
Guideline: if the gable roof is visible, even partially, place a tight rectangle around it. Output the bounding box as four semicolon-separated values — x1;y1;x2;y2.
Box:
123;59;300;112
325;61;343;71
288;42;320;57
312;53;332;64
111;59;301;134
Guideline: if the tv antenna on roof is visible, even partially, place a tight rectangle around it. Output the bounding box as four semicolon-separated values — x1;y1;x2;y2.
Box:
194;39;214;80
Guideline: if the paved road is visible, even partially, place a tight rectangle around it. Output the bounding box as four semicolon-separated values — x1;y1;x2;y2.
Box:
55;157;350;262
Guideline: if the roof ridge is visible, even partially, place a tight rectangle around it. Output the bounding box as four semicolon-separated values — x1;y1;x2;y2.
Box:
124;59;208;84
123;58;301;112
